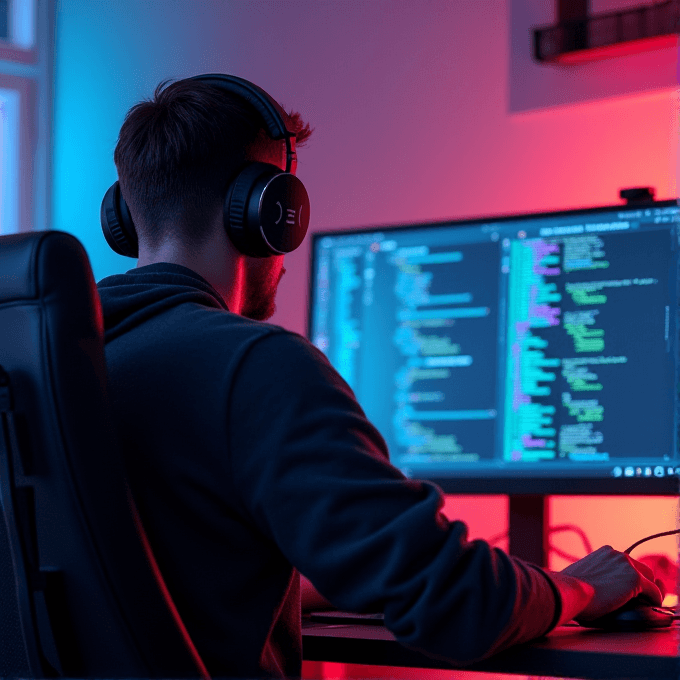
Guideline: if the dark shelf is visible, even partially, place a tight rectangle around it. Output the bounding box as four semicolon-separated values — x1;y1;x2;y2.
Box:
534;2;680;63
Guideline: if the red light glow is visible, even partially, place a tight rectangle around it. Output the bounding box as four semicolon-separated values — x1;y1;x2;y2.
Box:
555;34;678;65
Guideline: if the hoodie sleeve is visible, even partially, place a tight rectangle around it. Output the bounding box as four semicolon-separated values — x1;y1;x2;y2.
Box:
227;330;560;665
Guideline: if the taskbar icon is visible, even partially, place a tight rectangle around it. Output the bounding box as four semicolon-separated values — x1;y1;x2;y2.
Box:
612;464;680;478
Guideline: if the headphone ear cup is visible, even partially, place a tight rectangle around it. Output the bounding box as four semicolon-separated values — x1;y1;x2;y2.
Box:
101;181;139;258
225;162;310;258
225;163;277;258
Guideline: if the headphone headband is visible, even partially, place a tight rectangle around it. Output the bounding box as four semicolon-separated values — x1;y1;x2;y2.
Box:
189;74;297;174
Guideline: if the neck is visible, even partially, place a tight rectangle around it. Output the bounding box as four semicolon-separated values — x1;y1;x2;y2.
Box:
137;232;246;314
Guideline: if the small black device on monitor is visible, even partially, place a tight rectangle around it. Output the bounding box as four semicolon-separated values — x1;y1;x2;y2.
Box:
308;198;680;566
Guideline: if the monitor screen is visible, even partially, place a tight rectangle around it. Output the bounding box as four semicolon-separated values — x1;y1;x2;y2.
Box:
308;201;680;494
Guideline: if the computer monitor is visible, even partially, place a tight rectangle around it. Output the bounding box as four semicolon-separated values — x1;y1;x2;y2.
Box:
308;200;680;505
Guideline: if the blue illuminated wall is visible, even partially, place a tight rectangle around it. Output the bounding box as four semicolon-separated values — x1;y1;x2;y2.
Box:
52;1;247;280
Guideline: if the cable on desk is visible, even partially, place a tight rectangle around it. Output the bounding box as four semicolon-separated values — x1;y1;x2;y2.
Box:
625;529;680;555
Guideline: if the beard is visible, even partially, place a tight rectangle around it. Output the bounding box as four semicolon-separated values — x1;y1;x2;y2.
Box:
241;264;286;321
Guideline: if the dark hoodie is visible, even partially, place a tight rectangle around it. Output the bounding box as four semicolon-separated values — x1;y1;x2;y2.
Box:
97;262;560;679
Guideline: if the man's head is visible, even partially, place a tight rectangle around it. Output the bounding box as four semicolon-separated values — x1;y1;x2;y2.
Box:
114;78;312;250
113;77;312;320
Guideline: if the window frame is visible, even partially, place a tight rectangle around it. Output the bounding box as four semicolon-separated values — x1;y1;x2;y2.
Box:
0;41;37;64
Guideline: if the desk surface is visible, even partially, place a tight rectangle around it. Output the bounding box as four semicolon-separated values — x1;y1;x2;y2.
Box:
302;620;679;680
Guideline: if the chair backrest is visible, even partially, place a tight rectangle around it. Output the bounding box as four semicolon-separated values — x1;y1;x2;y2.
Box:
0;230;208;678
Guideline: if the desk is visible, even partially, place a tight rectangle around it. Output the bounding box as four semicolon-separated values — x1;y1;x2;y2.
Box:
303;620;679;680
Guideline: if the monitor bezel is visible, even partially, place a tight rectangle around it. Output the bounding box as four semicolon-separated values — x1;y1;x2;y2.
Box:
307;199;680;496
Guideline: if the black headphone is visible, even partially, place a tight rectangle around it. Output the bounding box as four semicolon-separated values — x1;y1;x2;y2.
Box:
100;74;310;259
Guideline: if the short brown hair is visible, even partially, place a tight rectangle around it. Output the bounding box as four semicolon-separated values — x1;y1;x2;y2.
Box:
114;78;312;249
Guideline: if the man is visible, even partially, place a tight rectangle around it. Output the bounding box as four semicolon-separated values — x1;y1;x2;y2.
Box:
97;77;663;679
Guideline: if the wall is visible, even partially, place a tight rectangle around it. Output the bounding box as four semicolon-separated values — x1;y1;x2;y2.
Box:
52;1;678;673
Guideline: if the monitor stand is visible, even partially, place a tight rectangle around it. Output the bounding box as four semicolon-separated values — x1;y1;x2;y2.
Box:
508;495;548;567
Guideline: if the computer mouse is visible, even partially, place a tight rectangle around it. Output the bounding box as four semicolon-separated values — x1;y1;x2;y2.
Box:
580;597;675;631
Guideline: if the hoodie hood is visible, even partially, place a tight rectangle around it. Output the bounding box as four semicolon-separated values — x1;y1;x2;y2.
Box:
97;263;230;343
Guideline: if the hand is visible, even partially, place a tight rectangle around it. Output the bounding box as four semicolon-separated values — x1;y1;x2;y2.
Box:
560;545;663;622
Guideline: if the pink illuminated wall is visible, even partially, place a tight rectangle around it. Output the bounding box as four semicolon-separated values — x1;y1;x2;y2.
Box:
52;2;678;676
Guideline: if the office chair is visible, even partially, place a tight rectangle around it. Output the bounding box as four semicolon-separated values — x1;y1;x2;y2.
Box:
0;230;209;678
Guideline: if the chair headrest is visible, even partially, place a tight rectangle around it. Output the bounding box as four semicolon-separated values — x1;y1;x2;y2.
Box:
0;230;103;334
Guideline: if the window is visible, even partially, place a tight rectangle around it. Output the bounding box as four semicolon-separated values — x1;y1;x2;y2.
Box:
0;0;36;63
0;86;20;234
0;0;49;236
